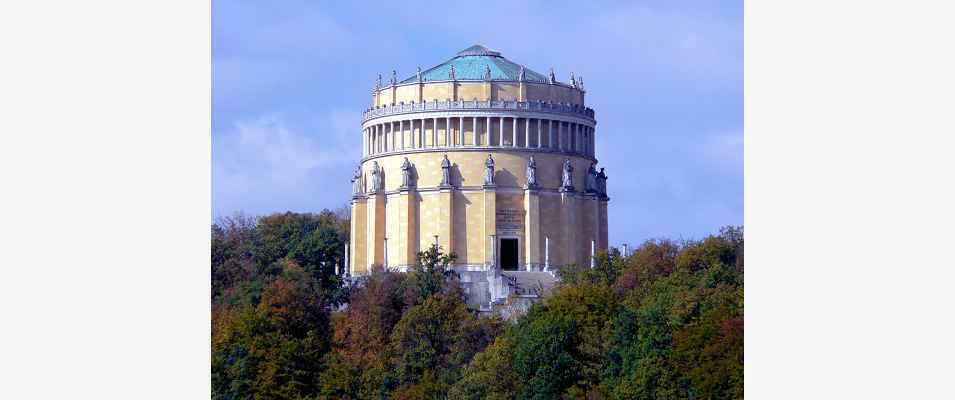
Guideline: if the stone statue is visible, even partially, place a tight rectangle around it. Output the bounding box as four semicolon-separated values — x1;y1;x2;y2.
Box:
370;161;382;193
484;154;495;186
376;73;382;89
484;65;492;81
597;167;608;196
526;156;537;188
571;72;577;88
560;159;573;191
440;154;452;187
390;70;397;86
585;162;598;193
449;65;456;80
549;68;556;84
416;66;422;82
400;157;412;188
518;65;526;82
351;166;363;194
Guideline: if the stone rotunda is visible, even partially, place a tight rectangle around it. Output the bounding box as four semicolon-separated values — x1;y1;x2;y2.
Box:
348;45;609;308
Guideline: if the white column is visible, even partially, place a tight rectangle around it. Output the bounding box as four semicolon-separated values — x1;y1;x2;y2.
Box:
472;116;477;146
400;120;405;150
548;120;553;149
432;118;438;148
344;243;350;275
486;116;491;146
525;118;530;148
499;117;504;146
383;237;389;268
446;117;451;147
574;123;579;153
387;122;393;152
557;120;564;150
536;119;542;149
512;117;517;147
577;124;584;153
489;234;496;268
590;240;596;269
459;116;464;146
545;236;550;271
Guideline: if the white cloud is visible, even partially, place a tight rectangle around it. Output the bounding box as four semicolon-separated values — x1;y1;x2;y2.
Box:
213;109;359;216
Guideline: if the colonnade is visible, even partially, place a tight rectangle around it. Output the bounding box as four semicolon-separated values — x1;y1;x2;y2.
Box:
362;116;595;158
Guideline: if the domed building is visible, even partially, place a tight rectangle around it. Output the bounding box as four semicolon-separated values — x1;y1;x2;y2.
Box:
348;45;609;307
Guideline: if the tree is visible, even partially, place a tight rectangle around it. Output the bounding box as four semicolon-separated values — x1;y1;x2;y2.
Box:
405;243;458;304
212;264;332;399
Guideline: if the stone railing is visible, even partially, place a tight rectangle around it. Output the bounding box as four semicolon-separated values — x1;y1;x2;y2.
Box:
362;100;595;122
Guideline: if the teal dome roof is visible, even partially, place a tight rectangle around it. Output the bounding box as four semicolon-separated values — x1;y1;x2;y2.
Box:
399;45;552;84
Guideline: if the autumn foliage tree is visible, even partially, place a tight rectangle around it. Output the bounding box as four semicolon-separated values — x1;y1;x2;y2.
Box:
212;214;743;400
449;227;744;400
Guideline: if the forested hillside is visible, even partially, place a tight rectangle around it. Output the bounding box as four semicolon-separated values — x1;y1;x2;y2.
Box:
212;210;743;399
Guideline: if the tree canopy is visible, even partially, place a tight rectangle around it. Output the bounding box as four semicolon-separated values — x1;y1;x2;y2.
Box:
212;212;743;399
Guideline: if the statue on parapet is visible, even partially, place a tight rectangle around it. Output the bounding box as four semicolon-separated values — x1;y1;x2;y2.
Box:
400;157;413;188
370;161;383;193
597;167;608;197
560;159;574;191
484;154;495;186
351;165;363;195
440;154;452;187
585;162;598;194
526;156;538;189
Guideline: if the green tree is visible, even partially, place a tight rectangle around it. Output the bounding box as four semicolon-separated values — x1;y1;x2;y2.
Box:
212;264;331;399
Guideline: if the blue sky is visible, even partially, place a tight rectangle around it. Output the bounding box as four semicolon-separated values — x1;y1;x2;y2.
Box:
213;0;742;245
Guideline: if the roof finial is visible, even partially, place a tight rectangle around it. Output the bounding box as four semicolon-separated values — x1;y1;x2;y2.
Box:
483;65;492;81
549;68;556;84
578;75;584;90
390;70;397;86
449;65;456;80
570;72;577;88
416;66;422;83
376;73;382;89
518;65;526;82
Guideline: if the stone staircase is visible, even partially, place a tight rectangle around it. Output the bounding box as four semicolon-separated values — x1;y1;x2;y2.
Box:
481;270;558;318
500;271;558;297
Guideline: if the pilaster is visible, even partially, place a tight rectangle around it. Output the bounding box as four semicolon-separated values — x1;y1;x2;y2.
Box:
350;195;367;275
599;197;609;252
437;187;454;255
366;192;386;268
561;191;576;266
397;188;418;268
524;188;541;271
483;184;497;268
